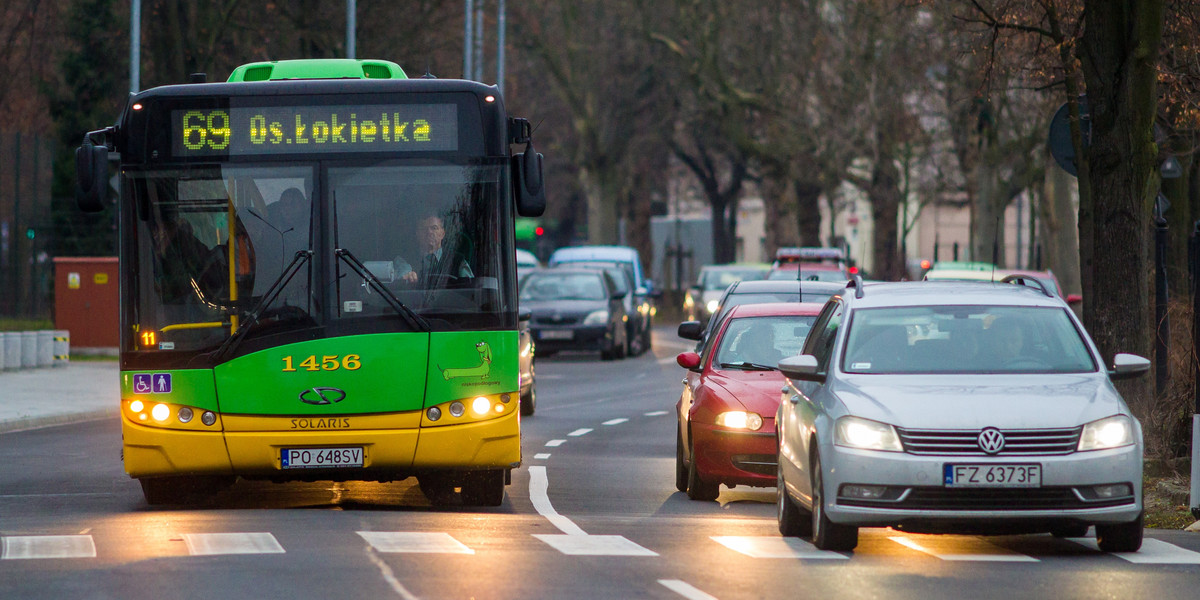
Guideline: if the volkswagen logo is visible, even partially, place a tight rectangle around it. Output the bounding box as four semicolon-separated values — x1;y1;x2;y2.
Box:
977;427;1006;454
299;387;346;406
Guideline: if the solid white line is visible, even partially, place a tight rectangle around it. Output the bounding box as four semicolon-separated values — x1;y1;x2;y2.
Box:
602;418;629;426
365;546;422;600
545;439;566;447
658;579;720;600
644;410;669;417
527;466;588;536
534;453;551;459
567;428;593;437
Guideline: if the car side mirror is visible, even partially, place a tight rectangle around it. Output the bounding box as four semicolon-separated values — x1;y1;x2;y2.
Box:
678;321;703;341
518;307;532;322
1108;353;1150;380
513;142;546;217
75;140;109;213
778;354;825;383
676;352;701;370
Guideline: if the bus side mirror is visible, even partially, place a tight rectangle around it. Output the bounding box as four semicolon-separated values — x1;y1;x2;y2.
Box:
75;141;109;213
513;142;546;217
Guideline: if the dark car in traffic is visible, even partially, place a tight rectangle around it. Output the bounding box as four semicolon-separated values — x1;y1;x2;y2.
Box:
519;268;629;360
679;279;846;355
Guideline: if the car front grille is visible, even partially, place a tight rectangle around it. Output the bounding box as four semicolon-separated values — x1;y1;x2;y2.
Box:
896;426;1081;456
838;486;1134;511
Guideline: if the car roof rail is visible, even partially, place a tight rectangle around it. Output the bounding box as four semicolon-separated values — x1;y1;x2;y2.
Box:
999;273;1054;298
846;273;865;299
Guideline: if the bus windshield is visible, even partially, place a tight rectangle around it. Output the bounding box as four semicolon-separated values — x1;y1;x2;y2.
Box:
126;160;511;355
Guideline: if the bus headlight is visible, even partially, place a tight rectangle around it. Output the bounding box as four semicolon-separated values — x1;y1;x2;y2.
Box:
471;396;491;416
151;403;170;422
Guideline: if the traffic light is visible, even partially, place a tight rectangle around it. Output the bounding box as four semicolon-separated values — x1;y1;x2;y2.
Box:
25;227;34;240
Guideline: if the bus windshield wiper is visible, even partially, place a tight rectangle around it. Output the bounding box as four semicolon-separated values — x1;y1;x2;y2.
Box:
335;248;430;332
719;361;777;371
212;249;313;361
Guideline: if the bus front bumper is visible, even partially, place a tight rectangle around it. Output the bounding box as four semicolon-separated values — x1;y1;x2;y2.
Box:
123;409;521;479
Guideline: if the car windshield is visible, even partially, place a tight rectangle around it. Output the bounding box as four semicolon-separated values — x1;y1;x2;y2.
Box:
520;273;606;301
841;305;1097;374
702;268;766;290
715;315;816;369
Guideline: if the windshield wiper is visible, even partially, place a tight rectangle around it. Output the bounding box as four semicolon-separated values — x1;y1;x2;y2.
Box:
719;361;777;371
212;249;313;361
335;248;429;332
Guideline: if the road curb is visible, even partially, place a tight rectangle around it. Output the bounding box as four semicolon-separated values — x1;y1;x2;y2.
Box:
0;407;119;434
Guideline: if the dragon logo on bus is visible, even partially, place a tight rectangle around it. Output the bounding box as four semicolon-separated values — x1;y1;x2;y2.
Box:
299;387;347;405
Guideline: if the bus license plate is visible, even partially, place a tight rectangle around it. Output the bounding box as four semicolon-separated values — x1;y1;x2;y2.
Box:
944;463;1041;488
281;447;363;469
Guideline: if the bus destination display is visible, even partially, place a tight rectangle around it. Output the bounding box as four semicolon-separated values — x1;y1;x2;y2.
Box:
171;103;458;156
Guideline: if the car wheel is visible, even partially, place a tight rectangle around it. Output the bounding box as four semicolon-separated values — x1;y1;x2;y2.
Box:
1050;524;1090;538
418;473;459;506
460;470;506;507
627;325;644;357
675;427;689;493
1096;512;1144;552
686;438;720;501
777;460;811;537
520;379;536;416
810;449;857;551
641;321;653;353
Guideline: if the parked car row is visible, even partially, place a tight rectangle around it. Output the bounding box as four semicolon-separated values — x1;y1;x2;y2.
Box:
672;274;1149;554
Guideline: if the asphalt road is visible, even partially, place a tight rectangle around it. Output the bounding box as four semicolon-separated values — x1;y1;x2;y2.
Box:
2;329;1200;599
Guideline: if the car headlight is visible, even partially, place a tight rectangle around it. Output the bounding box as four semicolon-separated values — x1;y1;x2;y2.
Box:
834;416;903;452
583;310;609;325
705;300;720;314
715;411;763;431
1078;415;1134;451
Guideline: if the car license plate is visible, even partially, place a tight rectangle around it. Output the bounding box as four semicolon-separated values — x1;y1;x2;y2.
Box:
281;447;363;469
943;463;1041;488
540;329;573;340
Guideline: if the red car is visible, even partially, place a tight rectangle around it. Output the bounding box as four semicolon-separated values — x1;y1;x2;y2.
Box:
674;302;825;500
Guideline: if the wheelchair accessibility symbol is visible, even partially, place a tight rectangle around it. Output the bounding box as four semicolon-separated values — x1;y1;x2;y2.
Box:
133;373;172;394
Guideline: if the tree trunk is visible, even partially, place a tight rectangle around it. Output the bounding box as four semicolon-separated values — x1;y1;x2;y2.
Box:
759;170;795;260
869;158;903;281
796;177;823;247
972;162;1006;267
1163;135;1193;299
1039;154;1082;300
1079;0;1164;412
580;166;620;245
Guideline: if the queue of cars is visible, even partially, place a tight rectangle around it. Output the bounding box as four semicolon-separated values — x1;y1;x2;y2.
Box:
670;268;1148;554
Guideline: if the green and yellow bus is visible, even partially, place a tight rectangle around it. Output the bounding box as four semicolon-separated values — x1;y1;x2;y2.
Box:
74;59;546;506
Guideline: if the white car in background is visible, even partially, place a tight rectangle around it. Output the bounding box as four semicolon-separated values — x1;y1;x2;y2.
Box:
776;278;1149;552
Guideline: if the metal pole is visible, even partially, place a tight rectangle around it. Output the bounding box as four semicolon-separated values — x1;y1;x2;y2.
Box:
1155;214;1169;395
346;0;356;59
1192;222;1200;519
497;0;506;95
474;1;485;82
464;0;473;79
131;0;141;93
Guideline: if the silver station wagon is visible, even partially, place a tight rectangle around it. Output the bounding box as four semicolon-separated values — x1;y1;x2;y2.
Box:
776;279;1149;552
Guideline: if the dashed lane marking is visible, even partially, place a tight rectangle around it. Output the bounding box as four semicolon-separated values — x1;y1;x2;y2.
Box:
1;535;96;559
567;428;593;437
658;579;720;600
889;535;1038;562
534;453;551;459
644;410;669;417
533;534;658;556
358;532;474;554
545;439;566;447
711;536;849;559
602;418;629;426
1066;537;1200;564
182;532;285;556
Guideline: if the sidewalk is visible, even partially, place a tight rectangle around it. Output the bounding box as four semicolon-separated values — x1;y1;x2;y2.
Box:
0;361;120;433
